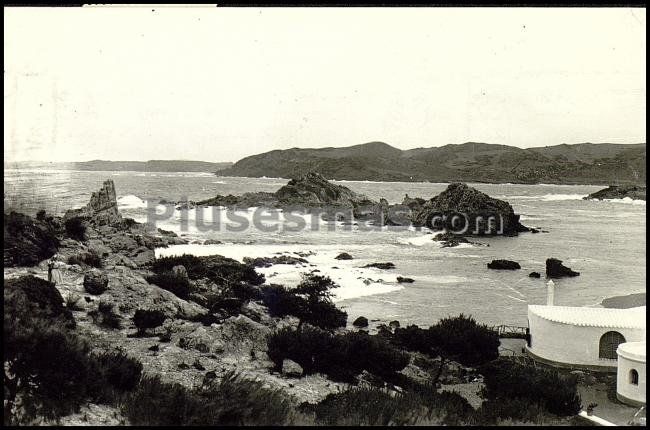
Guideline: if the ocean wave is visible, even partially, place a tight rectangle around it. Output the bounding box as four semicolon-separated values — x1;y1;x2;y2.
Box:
601;197;646;206
117;194;149;209
539;194;588;201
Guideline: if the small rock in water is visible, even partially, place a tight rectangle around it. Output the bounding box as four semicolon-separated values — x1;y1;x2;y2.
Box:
546;258;580;278
396;276;414;283
335;252;353;260
363;262;396;270
487;260;521;270
353;316;369;328
528;272;541;278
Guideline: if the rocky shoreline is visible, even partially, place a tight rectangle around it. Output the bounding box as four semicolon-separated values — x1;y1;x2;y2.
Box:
583;184;646;201
4;179;590;426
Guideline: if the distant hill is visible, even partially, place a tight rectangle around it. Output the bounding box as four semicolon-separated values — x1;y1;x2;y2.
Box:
217;141;646;185
5;160;233;173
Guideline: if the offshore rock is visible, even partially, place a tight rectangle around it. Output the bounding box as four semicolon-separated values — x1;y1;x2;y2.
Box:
546;258;580;278
583;185;646;201
410;183;529;236
487;260;521;270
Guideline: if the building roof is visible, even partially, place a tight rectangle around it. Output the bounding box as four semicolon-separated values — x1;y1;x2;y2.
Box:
617;341;647;362
528;305;646;329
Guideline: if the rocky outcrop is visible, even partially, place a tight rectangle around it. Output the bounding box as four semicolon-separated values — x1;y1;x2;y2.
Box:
396;276;415;283
529;272;541;278
583;185;646;201
487;260;521;270
281;359;303;377
84;269;109;294
275;172;374;208
546;258;579;278
334;252;353;260
64;180;123;226
4;212;59;267
411;183;529;236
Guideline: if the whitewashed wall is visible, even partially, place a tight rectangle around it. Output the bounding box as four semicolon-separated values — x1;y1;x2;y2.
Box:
527;311;645;368
617;354;646;406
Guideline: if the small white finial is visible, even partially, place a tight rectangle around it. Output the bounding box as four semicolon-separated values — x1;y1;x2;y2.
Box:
546;279;555;306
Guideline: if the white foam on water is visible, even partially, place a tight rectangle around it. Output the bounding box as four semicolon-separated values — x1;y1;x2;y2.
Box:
117;194;149;209
155;243;405;301
602;197;646;206
397;231;443;246
539;194;588;201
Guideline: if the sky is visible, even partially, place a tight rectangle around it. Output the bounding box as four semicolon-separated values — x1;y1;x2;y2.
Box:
3;6;646;163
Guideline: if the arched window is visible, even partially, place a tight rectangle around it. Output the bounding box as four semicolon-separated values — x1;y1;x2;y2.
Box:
599;331;626;359
629;369;639;385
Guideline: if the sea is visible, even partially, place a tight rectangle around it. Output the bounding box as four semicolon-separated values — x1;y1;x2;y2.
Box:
4;169;646;329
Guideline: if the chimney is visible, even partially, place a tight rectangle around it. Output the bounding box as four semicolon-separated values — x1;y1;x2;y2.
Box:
546;279;555;306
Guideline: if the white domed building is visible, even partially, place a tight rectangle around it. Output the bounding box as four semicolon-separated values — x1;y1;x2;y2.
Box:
616;341;646;407
526;281;646;372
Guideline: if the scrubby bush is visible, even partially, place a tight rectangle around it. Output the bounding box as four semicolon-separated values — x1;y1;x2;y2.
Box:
261;275;347;330
306;386;474;426
64;216;87;241
4;275;74;328
68;250;103;268
133;309;167;336
36;209;47;221
152;254;264;285
393;314;500;367
267;326;409;383
478;358;581;417
121;372;294;425
93;351;143;392
65;293;84;311
146;272;191;300
4;212;59;267
88;301;122;329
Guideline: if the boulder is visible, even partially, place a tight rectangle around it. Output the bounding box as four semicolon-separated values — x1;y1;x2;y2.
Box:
389;320;401;330
396;276;415;283
432;231;470;248
528;271;541;278
546;258;579;278
353;316;369;327
178;326;225;354
363;262;396;270
410;183;529;236
84;269;109;295
281;359;303;377
487;260;521;270
334;252;354;260
172;265;189;280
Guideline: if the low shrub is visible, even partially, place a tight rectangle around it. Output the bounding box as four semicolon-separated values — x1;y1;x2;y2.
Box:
93;350;143;392
4;212;59;267
478;358;581;417
64;216;87;241
392;314;500;367
151;254;264;286
267;326;409;383
261;277;347;330
146;271;191;300
65;293;84;311
307;386;473;426
68;251;103;268
4;275;74;328
133;309;167;336
88;301;122;329
121;372;294;425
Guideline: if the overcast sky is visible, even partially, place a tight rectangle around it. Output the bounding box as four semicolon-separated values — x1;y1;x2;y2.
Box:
4;6;646;163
